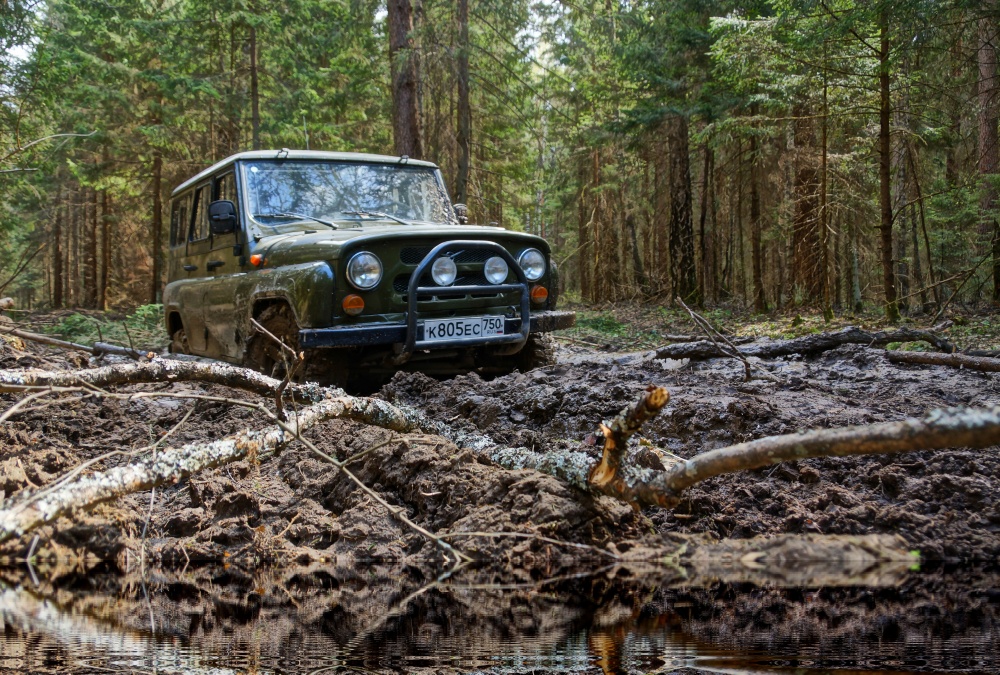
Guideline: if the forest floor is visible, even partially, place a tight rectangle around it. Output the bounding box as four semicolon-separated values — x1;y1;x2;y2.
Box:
2;304;1000;670
1;303;999;573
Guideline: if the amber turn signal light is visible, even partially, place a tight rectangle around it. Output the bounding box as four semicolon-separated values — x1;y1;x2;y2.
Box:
250;254;265;267
342;294;365;316
530;285;548;305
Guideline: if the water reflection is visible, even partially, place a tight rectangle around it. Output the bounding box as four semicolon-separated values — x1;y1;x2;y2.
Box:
0;555;996;674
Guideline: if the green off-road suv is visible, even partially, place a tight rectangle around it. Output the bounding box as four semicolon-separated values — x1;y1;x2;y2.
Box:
163;150;575;387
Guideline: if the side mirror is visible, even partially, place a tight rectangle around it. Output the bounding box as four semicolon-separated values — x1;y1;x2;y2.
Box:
454;203;468;225
209;200;238;235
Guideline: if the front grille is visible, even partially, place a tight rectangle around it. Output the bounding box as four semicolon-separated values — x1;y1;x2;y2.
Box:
400;247;495;265
394;271;498;294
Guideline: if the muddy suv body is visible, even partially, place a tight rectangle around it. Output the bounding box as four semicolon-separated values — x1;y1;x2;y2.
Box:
163;150;574;385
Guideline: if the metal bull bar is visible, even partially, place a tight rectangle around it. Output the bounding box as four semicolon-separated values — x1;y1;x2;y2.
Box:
400;240;531;358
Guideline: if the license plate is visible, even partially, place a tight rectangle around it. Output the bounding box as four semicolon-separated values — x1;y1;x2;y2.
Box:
423;315;505;342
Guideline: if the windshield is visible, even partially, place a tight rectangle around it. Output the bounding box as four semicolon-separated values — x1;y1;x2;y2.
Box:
243;160;455;229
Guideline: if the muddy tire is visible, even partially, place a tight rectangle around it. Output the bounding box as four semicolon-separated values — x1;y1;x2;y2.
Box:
245;304;349;386
170;327;189;355
485;333;558;375
245;304;302;380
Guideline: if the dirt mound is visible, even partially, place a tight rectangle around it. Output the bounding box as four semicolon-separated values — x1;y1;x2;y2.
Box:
0;334;998;570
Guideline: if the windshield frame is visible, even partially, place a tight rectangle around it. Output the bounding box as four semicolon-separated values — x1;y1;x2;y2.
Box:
239;159;457;233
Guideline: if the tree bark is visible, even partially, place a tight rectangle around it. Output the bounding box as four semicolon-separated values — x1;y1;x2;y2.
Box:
978;4;1000;301
879;11;900;322
388;0;424;158
52;194;63;309
85;184;98;308
654;325;954;360
454;0;471;203
667;115;698;304
792;102;822;301
249;16;261;151
150;152;163;304
99;189;110;311
749;125;766;312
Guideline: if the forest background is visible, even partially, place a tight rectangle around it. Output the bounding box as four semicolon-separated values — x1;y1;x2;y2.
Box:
1;0;999;322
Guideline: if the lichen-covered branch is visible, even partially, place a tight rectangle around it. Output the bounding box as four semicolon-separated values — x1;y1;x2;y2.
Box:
0;359;322;399
0;392;426;545
654;325;955;361
620;406;1000;508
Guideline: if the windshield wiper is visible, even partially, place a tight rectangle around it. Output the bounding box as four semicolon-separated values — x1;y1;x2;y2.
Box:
340;210;413;226
254;212;338;229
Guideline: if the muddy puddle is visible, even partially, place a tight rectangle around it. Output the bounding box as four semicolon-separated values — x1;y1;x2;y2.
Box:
1;558;998;674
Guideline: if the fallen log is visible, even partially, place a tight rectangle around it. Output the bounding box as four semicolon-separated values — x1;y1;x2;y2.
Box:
654;325;955;361
0;358;321;399
613;406;1000;508
0;324;149;360
0;298;14;312
886;350;1000;372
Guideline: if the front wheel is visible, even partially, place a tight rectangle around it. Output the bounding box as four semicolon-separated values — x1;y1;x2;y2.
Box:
245;304;349;387
479;333;558;376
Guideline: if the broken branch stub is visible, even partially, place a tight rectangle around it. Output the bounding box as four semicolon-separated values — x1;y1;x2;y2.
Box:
588;386;670;491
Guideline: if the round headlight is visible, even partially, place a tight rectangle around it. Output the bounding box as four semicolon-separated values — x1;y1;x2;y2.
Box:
431;256;457;286
518;248;546;281
483;256;509;284
346;251;382;290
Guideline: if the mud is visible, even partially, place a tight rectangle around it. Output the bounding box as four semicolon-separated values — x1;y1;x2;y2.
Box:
0;321;999;570
0;561;997;673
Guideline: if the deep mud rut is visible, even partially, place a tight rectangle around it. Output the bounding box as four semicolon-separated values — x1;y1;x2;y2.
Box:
1;328;999;571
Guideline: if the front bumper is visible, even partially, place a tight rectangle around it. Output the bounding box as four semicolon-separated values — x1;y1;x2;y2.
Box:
298;310;576;349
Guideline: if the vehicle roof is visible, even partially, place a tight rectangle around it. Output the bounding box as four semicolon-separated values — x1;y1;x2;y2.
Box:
171;149;441;197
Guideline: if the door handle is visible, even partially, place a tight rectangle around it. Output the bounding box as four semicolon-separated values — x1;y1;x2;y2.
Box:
183;264;198;272
206;260;224;270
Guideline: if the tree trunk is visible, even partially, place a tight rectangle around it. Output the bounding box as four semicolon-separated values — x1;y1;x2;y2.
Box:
99;190;110;311
698;144;712;303
750;128;766;312
249;19;261;151
978;5;1000;301
454;0;470;203
150;152;163;304
879;11;900;322
85;184;98;308
792;102;822;302
667;115;698;304
52;195;63;309
70;187;79;307
388;0;424;158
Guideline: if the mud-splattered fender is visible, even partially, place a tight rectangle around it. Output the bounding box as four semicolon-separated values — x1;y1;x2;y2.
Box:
233;261;336;337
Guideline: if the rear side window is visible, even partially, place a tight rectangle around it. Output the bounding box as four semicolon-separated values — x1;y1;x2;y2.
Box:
169;194;192;246
217;172;237;203
191;184;211;241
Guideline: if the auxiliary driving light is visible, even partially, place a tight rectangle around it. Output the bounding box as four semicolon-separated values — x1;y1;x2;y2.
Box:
431;256;457;286
483;256;508;284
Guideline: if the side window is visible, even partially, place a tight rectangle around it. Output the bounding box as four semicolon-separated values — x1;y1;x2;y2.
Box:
191;184;210;241
170;194;191;246
216;172;237;203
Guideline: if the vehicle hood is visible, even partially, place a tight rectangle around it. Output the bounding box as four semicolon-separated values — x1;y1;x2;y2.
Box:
253;223;549;265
